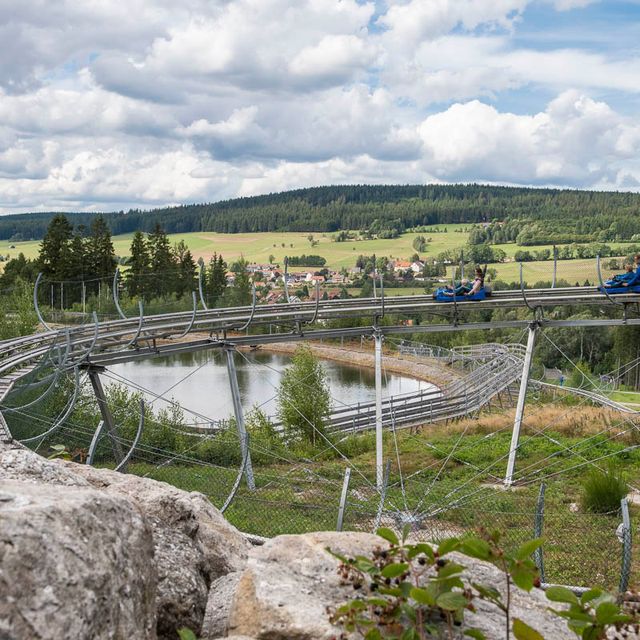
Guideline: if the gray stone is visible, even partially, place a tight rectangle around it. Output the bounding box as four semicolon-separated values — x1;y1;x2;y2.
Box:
217;531;574;640
202;573;243;639
64;463;250;638
0;480;157;640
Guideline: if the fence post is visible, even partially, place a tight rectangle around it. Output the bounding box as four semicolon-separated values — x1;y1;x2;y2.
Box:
534;483;546;584
618;498;632;593
336;467;352;532
375;330;384;490
373;460;391;532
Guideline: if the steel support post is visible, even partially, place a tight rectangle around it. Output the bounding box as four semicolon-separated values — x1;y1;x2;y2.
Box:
87;367;126;467
504;323;538;487
375;330;384;490
336;467;351;531
224;347;256;491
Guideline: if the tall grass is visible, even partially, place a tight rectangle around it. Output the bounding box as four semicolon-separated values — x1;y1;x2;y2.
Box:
580;464;628;514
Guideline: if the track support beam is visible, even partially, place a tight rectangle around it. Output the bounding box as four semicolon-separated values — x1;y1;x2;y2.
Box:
87;366;126;468
224;346;256;491
504;323;538;487
375;330;384;490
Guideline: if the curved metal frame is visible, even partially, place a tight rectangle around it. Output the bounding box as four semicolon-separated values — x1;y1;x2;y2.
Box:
236;285;256;332
552;245;558;289
167;292;198;339
309;281;320;325
33;273;52;331
87;420;106;465
4;368;62;412
114;399;145;472
220;432;250;513
520;262;536;313
596;254;624;308
20;367;81;444
450;265;459;324
112;269;127;320
78;312;100;362
198;262;209;310
122;300;145;349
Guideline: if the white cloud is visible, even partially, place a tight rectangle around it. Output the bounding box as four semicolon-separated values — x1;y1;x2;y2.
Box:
0;0;639;213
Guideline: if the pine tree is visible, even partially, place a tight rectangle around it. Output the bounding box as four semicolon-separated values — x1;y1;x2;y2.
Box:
174;240;196;298
86;215;116;296
38;214;73;307
207;253;228;307
147;224;176;298
125;231;150;298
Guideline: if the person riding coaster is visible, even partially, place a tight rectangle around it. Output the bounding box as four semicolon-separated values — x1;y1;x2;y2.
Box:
433;267;488;301
600;254;640;294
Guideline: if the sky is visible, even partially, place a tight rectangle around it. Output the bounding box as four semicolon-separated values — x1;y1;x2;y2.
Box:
1;0;640;214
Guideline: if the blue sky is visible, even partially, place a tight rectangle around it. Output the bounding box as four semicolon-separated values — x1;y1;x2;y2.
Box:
0;0;639;213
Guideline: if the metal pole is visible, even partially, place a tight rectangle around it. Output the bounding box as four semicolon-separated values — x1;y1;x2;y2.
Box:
82;281;86;315
504;323;537;487
552;245;557;288
534;483;546;583
224;346;255;490
375;330;384;489
336;467;351;531
88;368;125;466
619;497;632;593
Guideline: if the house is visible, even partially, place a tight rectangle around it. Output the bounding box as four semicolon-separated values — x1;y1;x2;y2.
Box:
393;260;412;272
410;260;425;274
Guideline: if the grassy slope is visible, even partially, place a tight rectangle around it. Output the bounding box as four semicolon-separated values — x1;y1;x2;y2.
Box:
3;226;635;284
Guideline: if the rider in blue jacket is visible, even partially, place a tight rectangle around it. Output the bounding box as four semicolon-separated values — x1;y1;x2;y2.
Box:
621;254;640;288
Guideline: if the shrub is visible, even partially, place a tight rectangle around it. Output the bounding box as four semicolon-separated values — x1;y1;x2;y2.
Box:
581;464;628;514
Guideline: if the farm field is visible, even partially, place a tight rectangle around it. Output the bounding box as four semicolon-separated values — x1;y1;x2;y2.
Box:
1;226;636;285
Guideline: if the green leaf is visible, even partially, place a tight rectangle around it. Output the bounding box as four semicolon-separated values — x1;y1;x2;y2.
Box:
510;564;537;592
437;561;465;578
401;523;412;544
408;543;435;561
381;562;408;578
545;586;579;605
472;582;502;605
377;527;399;546
400;628;416;640
595;601;629;625
410;586;436;606
512;618;544;640
460;538;491;561
580;588;603;605
365;629;383;640
177;629;197;640
438;537;461;556
465;630;488;640
515;538;544;561
436;591;468;611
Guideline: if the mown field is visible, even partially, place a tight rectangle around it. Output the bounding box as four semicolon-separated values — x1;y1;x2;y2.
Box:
2;225;636;285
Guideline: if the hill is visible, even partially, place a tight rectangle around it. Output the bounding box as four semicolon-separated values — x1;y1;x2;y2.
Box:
1;184;639;245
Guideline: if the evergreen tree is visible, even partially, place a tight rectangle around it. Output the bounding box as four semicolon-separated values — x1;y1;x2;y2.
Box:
174;240;196;298
207;253;228;307
67;231;87;305
228;257;251;306
86;215;116;296
147;224;176;298
125;231;150;298
38;214;73;281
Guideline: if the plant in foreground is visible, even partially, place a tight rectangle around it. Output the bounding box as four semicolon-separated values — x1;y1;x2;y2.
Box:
328;526;638;640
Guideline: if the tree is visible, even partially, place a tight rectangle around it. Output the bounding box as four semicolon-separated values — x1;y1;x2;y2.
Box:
85;215;116;297
228;257;252;306
277;345;331;445
174;240;196;298
269;254;275;264
39;214;73;281
125;231;150;298
147;224;176;298
207;253;228;307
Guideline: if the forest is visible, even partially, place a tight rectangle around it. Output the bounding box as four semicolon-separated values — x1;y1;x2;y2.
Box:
1;184;639;245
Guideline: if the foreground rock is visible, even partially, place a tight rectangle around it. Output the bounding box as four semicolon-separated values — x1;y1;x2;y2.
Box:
65;464;250;637
0;480;156;640
0;441;250;639
205;531;574;640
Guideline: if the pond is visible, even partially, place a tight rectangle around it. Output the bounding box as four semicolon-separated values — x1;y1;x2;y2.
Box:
108;349;436;424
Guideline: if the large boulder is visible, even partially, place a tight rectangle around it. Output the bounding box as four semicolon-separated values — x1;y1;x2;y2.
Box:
0;441;250;639
0;480;156;640
207;531;574;640
65;464;251;638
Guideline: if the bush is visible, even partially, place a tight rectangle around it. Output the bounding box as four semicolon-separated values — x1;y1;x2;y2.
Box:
581;464;628;514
